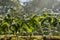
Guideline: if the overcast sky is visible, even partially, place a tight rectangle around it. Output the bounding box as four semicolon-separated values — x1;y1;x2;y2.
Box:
20;0;26;2
20;0;32;5
20;0;32;2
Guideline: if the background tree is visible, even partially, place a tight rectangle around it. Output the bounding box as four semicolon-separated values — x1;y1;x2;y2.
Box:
0;0;23;15
22;0;60;14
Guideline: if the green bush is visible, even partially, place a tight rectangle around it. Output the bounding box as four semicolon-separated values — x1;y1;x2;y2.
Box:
0;10;60;36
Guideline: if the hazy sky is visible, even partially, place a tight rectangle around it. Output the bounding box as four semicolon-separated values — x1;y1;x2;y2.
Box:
20;0;32;2
20;0;26;2
20;0;32;5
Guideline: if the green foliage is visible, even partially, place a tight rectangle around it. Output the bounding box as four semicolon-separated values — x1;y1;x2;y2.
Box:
0;10;60;36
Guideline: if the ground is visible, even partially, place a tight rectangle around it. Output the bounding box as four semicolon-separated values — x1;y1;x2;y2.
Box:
0;35;60;40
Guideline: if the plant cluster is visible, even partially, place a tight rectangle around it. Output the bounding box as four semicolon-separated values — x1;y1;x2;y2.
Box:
0;10;60;36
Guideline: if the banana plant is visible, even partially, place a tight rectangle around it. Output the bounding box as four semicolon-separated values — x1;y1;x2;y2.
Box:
41;16;59;38
0;19;3;34
0;9;60;40
1;21;10;34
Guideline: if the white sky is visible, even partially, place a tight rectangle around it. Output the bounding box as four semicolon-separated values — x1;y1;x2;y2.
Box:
20;0;30;2
20;0;32;5
20;0;32;3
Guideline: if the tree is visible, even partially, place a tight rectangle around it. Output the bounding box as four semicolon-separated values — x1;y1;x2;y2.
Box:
0;0;23;15
22;0;59;14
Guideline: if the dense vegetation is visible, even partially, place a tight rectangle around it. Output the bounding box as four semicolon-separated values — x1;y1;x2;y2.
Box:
0;10;60;36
